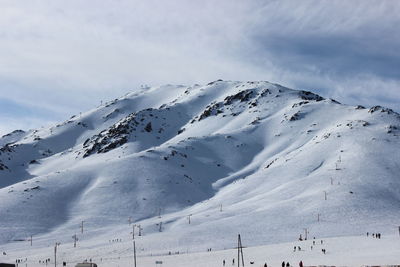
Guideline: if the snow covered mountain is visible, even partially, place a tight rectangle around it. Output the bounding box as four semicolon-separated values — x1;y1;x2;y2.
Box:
0;80;399;255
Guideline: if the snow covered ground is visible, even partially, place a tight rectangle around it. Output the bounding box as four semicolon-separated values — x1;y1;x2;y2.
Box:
0;80;399;265
1;233;400;266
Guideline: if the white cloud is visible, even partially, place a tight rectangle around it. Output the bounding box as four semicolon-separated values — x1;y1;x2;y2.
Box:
0;0;399;135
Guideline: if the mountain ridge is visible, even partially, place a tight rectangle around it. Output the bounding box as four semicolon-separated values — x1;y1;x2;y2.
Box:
0;80;399;253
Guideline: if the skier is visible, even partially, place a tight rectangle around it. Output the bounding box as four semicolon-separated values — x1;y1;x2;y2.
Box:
299;261;303;267
232;258;235;265
293;246;296;252
286;262;290;267
264;263;268;267
223;259;225;266
282;261;285;267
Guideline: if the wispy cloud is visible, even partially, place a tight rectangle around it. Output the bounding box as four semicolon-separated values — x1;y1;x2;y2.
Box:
0;0;399;135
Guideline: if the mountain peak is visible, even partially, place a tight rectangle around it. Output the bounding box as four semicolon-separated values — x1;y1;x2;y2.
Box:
0;81;399;254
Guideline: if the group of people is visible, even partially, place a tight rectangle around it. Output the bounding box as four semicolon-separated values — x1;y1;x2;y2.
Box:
109;238;123;243
367;232;382;239
281;260;303;267
15;258;27;264
294;239;325;252
38;258;51;265
222;259;304;267
222;258;235;266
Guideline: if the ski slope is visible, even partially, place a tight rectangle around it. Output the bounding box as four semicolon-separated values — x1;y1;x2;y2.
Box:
0;80;399;264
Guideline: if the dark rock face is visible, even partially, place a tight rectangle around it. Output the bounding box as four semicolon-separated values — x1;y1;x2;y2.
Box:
298;91;324;102
144;122;153;132
198;103;224;121
82;105;187;157
224;90;256;105
292;101;309;108
387;125;399;134
0;162;9;171
1;129;25;139
0;144;15;154
368;106;394;114
192;89;259;123
83;112;138;157
289;112;302;121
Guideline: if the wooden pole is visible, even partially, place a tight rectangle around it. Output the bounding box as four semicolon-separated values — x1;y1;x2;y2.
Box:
54;243;59;267
133;240;137;267
73;234;77;248
239;235;244;267
54;243;57;267
237;235;239;267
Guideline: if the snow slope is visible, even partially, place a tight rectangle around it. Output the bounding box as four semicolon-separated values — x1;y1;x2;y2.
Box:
0;80;399;262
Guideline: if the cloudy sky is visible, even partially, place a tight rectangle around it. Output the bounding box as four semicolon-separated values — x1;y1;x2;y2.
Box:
0;0;399;135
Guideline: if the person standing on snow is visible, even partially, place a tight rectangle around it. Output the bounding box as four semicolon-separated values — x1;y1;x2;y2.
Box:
299;260;303;267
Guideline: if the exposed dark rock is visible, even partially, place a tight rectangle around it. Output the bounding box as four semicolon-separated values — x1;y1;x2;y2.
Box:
145;122;153;132
368;106;395;114
199;103;224;121
298;91;324;101
387;125;399;134
0;162;9;171
265;158;278;169
207;79;223;86
346;120;369;129
330;98;341;104
224;90;256;105
0;144;15;154
24;186;40;192
289;112;302;121
1;129;25;138
292;101;309;108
